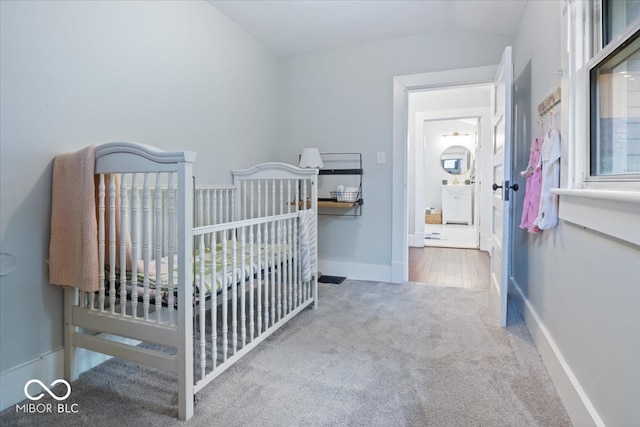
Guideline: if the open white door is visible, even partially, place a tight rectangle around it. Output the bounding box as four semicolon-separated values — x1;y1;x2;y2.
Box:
490;46;515;327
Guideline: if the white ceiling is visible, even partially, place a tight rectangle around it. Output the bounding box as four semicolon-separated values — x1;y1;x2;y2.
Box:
209;0;528;56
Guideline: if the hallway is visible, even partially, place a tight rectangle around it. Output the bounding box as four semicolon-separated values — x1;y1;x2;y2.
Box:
409;247;490;289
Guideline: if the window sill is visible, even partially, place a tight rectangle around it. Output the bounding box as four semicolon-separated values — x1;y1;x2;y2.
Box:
550;188;640;247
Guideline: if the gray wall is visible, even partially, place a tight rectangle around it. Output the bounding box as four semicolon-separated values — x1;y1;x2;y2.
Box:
512;1;640;426
281;30;511;274
0;1;281;373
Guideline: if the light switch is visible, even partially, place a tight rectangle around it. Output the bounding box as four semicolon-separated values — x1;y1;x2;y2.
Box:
377;151;386;165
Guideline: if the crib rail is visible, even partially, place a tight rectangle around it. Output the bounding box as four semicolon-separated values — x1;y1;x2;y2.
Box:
192;211;314;389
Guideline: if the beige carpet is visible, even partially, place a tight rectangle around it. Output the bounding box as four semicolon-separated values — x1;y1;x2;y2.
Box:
1;280;572;426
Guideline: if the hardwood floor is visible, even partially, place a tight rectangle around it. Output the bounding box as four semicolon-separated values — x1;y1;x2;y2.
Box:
409;247;490;290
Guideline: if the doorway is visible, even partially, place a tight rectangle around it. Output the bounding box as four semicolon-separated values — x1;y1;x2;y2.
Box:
392;47;515;327
390;65;497;284
406;86;493;256
406;86;492;288
422;117;479;249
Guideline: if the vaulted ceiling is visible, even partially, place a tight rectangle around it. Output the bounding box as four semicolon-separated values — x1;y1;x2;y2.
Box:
209;0;528;56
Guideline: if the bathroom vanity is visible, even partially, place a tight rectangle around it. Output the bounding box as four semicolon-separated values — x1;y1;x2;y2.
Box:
442;185;473;225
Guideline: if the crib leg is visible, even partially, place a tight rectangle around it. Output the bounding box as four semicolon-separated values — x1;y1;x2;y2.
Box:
63;287;78;382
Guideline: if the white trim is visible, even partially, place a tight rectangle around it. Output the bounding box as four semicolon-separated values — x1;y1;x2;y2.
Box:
410;232;425;248
392;65;498;283
0;348;63;412
318;259;390;283
552;187;640;203
510;278;605;427
552;189;640;247
0;335;139;412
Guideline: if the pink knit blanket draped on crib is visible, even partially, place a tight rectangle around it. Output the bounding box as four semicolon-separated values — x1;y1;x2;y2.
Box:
49;144;130;292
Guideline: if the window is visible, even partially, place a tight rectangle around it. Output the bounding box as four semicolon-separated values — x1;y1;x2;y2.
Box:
604;0;640;44
589;0;640;178
557;0;640;247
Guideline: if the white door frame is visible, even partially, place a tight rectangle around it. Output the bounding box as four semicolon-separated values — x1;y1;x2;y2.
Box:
391;65;497;283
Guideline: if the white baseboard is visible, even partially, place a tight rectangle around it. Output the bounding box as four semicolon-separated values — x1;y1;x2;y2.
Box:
318;259;391;282
480;232;491;252
390;260;406;283
409;232;425;247
0;347;64;412
509;278;605;427
0;335;139;412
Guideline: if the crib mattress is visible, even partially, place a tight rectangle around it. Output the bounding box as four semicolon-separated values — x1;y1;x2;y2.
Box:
106;242;292;306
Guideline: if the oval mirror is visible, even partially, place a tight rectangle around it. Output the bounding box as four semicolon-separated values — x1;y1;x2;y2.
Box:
440;145;472;175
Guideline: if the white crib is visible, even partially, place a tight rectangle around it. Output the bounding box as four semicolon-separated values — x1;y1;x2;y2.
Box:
62;142;318;420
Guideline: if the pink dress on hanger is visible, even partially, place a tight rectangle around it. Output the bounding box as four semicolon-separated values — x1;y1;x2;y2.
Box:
519;134;543;233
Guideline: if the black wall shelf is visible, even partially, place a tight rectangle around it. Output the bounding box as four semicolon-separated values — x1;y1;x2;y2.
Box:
318;153;363;216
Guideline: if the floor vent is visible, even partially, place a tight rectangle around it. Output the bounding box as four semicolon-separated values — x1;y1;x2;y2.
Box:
318;275;346;284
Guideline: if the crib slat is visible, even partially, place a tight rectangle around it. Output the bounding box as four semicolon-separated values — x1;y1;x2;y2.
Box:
277;219;282;321
198;234;206;380
167;174;175;325
293;198;299;308
249;224;255;342
257;180;261;220
286;181;292;314
108;175;117;315
120;174;128;315
197;187;204;227
256;218;262;336
205;188;210;226
230;188;235;222
224;189;230;224
142;173;151;321
212;189;218;226
240;226;246;348
250;181;254;220
222;235;228;362
231;230;238;355
286;217;291;314
242;181;247;220
278;182;284;319
263;221;270;330
272;179;276;217
302;180;308;301
98;174;106;312
130;174;139;319
155;174;163;322
270;215;276;326
279;179;283;216
211;232;218;370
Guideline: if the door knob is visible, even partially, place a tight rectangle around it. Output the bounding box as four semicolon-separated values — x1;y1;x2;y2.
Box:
492;182;519;191
492;181;518;201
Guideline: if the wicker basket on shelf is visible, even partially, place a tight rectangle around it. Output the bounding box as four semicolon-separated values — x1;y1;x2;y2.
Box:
425;210;442;224
330;189;360;203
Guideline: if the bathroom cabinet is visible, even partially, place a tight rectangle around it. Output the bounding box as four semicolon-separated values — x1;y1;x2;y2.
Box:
442;185;472;225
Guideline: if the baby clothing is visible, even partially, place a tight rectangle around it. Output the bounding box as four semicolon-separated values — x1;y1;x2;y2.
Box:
519;134;544;233
533;129;561;230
